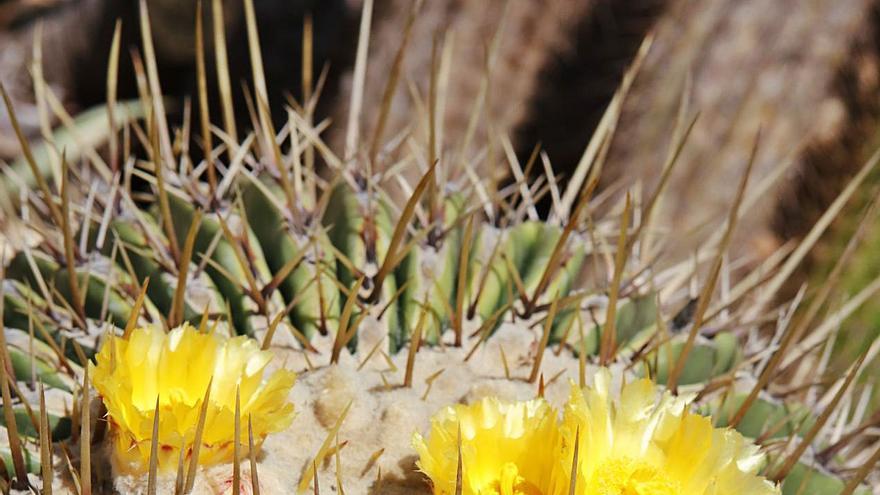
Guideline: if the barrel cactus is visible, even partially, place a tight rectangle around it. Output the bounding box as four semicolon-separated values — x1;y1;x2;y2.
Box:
0;1;878;494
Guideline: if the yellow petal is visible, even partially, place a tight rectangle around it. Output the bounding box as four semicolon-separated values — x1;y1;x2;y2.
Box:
90;324;296;474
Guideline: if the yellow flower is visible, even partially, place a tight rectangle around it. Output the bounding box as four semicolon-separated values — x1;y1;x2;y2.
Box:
561;370;780;495
414;370;781;495
90;324;296;473
412;397;568;495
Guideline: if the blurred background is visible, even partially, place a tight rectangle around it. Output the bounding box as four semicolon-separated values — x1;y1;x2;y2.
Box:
2;0;880;393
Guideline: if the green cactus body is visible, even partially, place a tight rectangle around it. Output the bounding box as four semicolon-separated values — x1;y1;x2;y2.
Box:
242;180;340;340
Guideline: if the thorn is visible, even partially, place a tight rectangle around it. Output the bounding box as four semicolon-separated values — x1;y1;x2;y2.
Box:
248;415;261;495
421;368;445;401
403;300;429;387
312;459;320;495
261;309;288;351
233;387;241;495
124;277;150;339
370;161;438;302
334;434;344;495
529;295;559;383
545;368;566;388
171;210;203;328
184;377;213;493
454;215;475;347
357;338;385;371
211;0;237;151
150;118;180;260
195;0;215;197
60;155;86;323
840;441;880;495
527;184;591;316
344;0;375;160
464;302;511;362
147;396;160;495
0;347;27;489
367;0;420;166
331;277;365;364
174;437;186;495
499;345;510;380
537;374;545;398
39;382;53;495
599;192;632;366
731;191;880;427
568;427;580;495
359;448;384;478
80;365;93;493
772;352;867;481
667;130;758;391
298;402;352;493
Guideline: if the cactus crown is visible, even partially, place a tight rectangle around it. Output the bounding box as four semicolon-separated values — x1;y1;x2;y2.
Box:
0;0;879;493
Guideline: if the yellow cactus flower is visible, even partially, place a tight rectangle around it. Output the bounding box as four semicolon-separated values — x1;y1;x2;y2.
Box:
90;324;296;474
560;370;781;495
412;396;568;495
414;370;781;495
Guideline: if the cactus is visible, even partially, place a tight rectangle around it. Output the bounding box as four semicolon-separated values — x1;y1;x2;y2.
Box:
0;0;878;493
